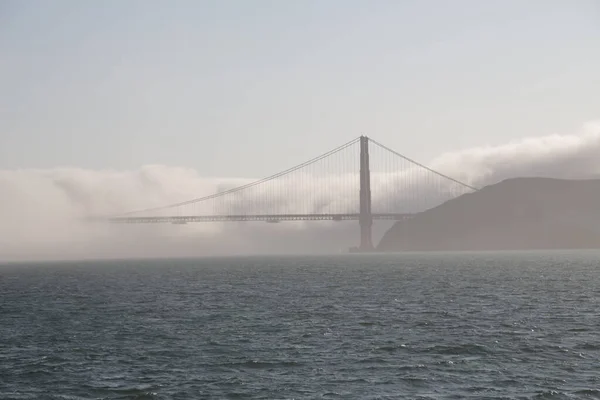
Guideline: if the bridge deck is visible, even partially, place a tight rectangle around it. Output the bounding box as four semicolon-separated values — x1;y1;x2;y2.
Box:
107;213;415;224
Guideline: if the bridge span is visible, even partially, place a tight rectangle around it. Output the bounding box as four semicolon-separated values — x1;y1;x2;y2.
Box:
104;136;476;251
107;212;415;224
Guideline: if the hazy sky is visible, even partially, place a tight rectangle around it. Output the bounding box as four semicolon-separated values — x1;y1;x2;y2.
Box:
1;0;599;178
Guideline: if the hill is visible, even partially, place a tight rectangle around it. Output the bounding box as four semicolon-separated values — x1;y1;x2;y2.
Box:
377;177;600;252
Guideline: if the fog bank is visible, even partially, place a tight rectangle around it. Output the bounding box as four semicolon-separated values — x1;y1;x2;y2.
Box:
1;121;599;261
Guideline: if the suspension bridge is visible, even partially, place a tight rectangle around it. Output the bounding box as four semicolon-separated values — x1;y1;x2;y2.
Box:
106;136;477;251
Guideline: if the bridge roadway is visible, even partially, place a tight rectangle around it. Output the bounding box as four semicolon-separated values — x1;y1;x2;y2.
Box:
107;213;415;224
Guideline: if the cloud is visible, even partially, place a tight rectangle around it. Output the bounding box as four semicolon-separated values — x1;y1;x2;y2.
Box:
1;121;599;261
431;121;600;186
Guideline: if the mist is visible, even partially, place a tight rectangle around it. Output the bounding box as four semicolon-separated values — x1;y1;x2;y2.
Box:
1;121;599;262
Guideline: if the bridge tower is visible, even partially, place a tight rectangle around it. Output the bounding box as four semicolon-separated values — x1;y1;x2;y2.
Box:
358;135;374;252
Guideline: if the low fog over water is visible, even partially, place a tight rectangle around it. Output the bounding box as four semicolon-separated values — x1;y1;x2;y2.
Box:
1;122;599;261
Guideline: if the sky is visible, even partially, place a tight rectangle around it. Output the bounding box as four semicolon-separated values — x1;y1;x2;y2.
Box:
1;0;600;261
1;0;599;177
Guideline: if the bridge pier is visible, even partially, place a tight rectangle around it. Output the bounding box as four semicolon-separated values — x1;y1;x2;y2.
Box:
358;135;374;252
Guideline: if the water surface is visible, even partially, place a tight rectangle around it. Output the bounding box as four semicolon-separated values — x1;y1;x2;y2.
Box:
1;251;599;399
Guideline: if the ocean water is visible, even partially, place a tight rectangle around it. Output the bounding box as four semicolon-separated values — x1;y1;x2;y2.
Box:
1;251;599;399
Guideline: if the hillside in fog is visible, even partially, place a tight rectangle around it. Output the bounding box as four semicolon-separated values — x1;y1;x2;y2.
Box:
378;178;600;252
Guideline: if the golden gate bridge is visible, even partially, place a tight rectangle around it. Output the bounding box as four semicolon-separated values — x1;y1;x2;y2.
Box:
105;136;477;251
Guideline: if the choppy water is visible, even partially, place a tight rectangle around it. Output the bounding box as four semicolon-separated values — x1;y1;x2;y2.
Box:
1;251;600;399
